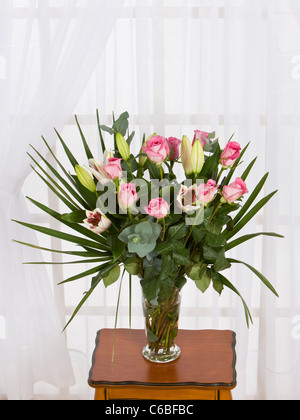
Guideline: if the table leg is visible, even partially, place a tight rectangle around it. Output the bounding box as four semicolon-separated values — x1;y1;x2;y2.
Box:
94;387;106;400
218;390;233;400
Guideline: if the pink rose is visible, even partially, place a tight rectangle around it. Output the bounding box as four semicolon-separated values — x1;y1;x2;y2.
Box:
222;178;249;204
176;184;201;213
118;182;138;209
193;130;210;148
167;137;182;160
103;158;123;180
142;135;170;164
198;180;219;205
84;209;112;234
144;198;169;219
220;142;241;167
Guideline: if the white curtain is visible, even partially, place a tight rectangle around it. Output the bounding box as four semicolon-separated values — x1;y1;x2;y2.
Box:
0;0;124;400
7;0;300;400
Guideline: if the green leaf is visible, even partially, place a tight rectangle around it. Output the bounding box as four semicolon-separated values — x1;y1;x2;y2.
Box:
213;257;231;272
228;258;279;297
61;210;87;224
58;263;111;285
241;157;257;181
127;131;136;147
140;266;161;301
167;223;189;241
26;197;110;248
118;225;136;244
24;257;111;266
211;270;224;295
232;172;269;226
175;276;187;291
205;231;227;248
55;128;78;169
75;115;94;160
103;265;121;288
201;144;222;179
100;125;115;135
63;276;101;331
165;213;182;227
160;255;175;280
186;262;207;281
219;273;253;328
71;175;98;209
128;241;156;258
147;329;159;343
192;226;206;243
107;234;126;261
172;249;190;266
28;149;80;211
96;110;107;153
113;111;129;137
144;160;161;180
159;276;176;301
41;136;90;209
203;244;225;262
30;164;79;212
225;190;278;241
135;221;153;239
155;240;184;255
204;138;219;154
124;256;142;276
226;232;284;251
195;268;212;293
13;240;109;259
13;219;107;251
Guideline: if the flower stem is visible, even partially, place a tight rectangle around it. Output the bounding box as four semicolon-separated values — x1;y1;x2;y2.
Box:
159;165;164;181
216;167;225;184
162;218;166;241
209;202;222;223
184;206;204;246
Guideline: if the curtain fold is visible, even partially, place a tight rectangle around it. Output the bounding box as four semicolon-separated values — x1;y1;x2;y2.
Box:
0;0;124;400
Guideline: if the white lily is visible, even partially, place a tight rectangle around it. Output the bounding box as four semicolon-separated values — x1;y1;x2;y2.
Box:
84;209;112;234
87;150;115;185
176;184;201;214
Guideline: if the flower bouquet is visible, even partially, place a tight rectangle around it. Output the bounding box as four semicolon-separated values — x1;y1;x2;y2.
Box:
14;111;283;363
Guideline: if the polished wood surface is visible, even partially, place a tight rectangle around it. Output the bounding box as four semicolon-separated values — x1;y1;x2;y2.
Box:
89;329;237;400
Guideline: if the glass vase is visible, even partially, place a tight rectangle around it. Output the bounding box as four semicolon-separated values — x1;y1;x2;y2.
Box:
142;287;181;363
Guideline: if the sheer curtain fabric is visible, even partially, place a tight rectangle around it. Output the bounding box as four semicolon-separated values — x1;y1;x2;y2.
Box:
0;0;125;400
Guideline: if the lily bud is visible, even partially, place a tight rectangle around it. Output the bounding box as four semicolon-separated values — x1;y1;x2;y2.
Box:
116;132;130;161
191;138;205;175
75;165;97;193
181;135;193;175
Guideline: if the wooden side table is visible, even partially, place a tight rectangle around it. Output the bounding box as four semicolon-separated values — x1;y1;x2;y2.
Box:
88;329;237;401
